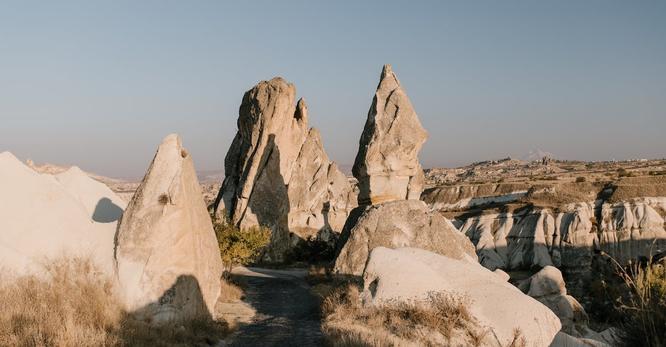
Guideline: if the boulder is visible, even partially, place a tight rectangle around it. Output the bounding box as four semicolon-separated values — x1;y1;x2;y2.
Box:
362;247;561;347
114;134;224;323
527;266;590;337
213;78;356;261
333;200;477;276
352;64;427;205
0;152;122;276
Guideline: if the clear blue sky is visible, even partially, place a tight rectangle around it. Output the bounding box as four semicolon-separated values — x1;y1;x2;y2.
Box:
1;1;665;178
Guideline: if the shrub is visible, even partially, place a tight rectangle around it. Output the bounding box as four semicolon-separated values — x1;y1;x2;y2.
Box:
0;257;230;347
575;176;586;183
617;168;634;177
212;216;271;274
611;255;666;347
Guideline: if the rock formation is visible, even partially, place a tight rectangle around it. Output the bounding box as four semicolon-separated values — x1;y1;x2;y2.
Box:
353;64;427;205
334;65;475;275
115;134;223;323
525;266;590;337
360;247;561;346
0;152;124;276
213;78;357;262
333;200;477;276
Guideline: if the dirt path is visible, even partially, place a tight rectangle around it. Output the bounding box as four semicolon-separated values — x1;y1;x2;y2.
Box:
220;267;325;347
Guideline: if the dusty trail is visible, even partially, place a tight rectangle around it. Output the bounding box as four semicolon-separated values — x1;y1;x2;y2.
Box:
221;267;325;347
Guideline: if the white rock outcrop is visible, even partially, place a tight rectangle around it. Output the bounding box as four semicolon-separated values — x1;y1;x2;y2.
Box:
362;247;561;347
114;134;223;323
333;200;477;276
526;266;590;337
456;198;666;297
334;65;475;275
0;152;125;275
353;64;427;205
213;78;356;261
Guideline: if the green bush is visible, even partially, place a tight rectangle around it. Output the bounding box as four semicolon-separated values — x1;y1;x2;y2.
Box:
212;216;271;275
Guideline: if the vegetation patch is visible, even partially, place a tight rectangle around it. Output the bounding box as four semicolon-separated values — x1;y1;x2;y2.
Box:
212;215;271;275
318;281;524;347
0;257;231;347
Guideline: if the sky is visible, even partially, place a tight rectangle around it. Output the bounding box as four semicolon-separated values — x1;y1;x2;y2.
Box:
1;1;665;178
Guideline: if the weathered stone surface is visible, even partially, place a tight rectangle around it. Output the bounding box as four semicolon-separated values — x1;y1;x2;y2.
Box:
287;128;358;246
361;247;561;347
213;78;356;262
333;200;477;276
527;266;590;337
0;152;123;276
115;134;223;323
456;198;666;297
353;64;427;205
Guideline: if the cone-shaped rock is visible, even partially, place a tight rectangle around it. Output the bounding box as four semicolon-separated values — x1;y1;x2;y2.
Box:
115;134;223;323
214;79;356;262
353;64;427;205
333;65;476;276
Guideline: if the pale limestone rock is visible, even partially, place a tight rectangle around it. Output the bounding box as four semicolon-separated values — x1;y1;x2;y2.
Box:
287;128;358;245
458;201;597;283
55;166;126;223
353;64;427;205
214;78;356;261
115;134;223;323
0;152;122;276
362;247;561;347
598;197;666;263
494;268;511;282
333;200;477;276
527;266;590;337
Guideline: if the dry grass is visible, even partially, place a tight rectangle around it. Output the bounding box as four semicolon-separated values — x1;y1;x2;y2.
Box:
218;278;244;303
609;255;666;347
320;283;496;347
0;257;232;347
607;176;666;203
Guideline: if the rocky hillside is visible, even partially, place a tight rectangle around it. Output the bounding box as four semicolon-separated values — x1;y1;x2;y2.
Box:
422;158;666;299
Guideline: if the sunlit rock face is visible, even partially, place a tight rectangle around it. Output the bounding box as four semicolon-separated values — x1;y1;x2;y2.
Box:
333;200;477;276
0;151;124;276
352;64;427;205
361;247;561;347
333;65;477;276
114;134;223;323
213;78;356;262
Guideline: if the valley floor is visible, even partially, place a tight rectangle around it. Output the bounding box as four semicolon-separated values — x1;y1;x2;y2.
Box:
221;267;324;347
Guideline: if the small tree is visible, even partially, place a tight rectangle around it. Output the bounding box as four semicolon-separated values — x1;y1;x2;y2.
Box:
212;216;271;276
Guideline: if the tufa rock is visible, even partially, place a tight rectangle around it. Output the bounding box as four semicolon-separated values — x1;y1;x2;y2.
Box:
352;64;427;205
526;266;591;337
0;152;124;276
361;247;561;346
115;134;224;323
333;200;477;276
213;78;356;262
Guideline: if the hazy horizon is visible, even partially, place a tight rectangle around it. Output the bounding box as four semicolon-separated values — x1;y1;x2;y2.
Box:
2;1;665;178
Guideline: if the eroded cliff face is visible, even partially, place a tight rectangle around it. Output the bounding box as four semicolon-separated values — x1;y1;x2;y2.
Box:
424;180;666;296
457;198;666;272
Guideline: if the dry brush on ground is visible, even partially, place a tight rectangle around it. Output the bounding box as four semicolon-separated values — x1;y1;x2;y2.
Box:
0;257;236;347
